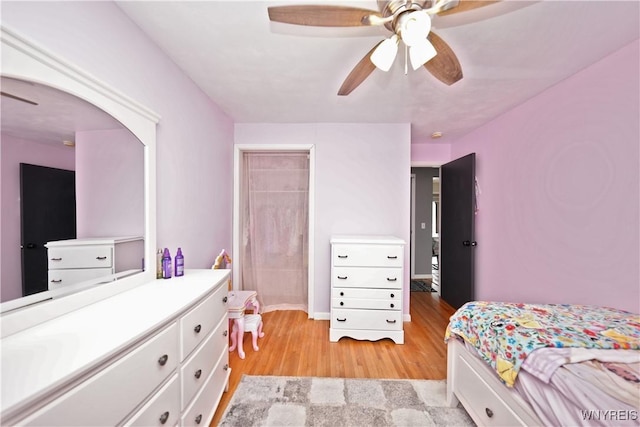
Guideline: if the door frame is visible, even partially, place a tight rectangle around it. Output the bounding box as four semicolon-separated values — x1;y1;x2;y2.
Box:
233;144;316;318
410;162;443;294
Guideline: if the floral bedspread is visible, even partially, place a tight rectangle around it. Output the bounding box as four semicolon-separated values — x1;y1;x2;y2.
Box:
445;301;640;387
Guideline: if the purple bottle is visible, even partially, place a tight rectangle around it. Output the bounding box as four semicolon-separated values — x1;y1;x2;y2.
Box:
162;248;172;279
175;248;184;277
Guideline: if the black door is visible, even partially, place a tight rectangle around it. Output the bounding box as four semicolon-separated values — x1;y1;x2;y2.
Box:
440;153;476;309
20;163;76;296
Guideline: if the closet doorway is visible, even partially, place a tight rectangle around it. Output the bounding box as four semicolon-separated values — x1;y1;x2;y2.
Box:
233;145;315;317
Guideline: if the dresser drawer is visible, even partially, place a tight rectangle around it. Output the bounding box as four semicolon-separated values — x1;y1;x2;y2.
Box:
48;268;113;289
125;374;180;427
332;288;400;300
47;246;113;269
20;323;179;426
332;244;403;267
331;267;402;289
332;297;400;311
331;309;402;331
181;352;230;427
180;284;228;360
181;317;228;409
454;356;526;426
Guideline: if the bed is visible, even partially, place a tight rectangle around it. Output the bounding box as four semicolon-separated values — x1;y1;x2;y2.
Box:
445;301;640;426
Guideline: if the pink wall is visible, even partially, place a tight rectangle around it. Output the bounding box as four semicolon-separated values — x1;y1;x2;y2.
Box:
2;2;235;271
75;129;144;238
0;134;75;302
235;123;412;317
450;40;639;313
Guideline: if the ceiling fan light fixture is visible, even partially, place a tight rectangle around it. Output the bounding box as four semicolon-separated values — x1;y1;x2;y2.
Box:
409;39;437;70
400;11;431;47
370;34;399;72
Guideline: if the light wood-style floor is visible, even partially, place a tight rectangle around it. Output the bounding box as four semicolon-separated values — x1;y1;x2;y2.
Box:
210;291;456;426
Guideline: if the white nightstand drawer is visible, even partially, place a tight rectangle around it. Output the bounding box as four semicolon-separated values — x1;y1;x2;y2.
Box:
180;284;228;360
48;268;113;290
125;374;180;427
20;323;179;426
47;246;113;269
331;267;402;289
332;244;403;267
181;317;228;409
331;308;402;331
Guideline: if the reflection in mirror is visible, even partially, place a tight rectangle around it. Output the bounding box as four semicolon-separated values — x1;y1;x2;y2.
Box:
0;77;145;311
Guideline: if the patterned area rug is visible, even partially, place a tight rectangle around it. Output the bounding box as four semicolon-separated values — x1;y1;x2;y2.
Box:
410;280;435;292
219;375;475;426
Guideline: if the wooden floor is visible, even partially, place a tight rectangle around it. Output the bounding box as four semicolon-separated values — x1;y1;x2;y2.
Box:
210;291;456;426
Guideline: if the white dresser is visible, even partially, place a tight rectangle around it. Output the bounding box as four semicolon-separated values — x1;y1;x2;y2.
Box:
329;235;405;344
0;269;231;427
46;237;144;290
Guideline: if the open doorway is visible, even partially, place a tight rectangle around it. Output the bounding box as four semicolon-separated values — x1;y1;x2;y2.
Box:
410;167;439;294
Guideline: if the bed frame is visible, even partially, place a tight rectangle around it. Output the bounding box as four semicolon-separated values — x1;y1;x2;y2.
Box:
446;339;544;426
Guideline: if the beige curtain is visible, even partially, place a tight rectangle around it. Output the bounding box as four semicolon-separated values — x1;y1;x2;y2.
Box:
241;152;309;313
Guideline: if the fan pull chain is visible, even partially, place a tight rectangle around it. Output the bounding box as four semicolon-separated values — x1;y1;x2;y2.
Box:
404;44;408;75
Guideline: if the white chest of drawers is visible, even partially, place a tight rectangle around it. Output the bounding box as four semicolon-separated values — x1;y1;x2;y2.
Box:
45;237;144;290
0;269;230;427
329;235;405;344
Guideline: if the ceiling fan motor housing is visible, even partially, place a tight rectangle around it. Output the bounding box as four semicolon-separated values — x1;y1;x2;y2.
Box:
380;1;426;32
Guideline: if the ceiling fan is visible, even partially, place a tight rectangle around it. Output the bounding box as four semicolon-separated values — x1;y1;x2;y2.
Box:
268;0;498;95
1;91;38;105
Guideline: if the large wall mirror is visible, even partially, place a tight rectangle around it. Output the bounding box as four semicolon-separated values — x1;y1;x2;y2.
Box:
0;27;159;336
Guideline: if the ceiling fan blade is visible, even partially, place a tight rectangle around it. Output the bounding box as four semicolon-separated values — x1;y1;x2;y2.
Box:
268;5;382;27
338;41;383;96
436;1;499;17
1;91;38;105
423;32;463;85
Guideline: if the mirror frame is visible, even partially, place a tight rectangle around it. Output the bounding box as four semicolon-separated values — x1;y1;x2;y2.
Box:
0;26;159;337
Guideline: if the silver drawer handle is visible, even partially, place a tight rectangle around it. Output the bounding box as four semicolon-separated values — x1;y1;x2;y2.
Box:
159;411;170;424
194;369;202;379
50;279;62;283
51;257;62;261
195;414;203;425
387;255;398;259
96;256;107;260
157;354;169;366
386;319;396;324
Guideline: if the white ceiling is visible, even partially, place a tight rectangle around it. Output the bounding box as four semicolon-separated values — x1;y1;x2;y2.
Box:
1;1;637;146
1;77;124;145
116;0;639;143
